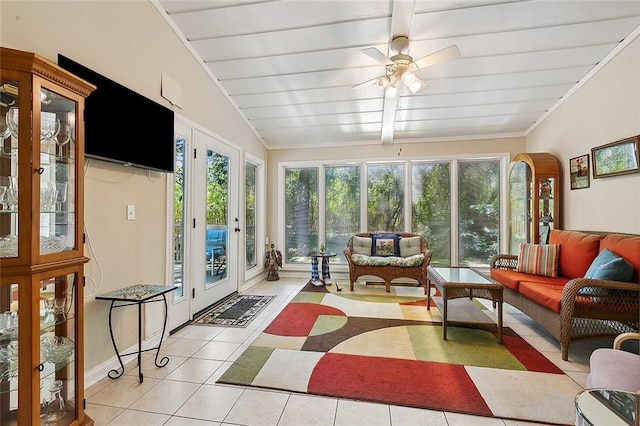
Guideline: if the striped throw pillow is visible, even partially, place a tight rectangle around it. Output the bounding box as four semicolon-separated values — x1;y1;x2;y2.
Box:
516;243;560;277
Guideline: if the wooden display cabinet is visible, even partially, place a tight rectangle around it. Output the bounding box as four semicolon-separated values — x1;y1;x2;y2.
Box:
508;152;562;254
0;47;94;425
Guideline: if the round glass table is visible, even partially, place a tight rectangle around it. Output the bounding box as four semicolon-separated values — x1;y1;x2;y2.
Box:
575;389;639;426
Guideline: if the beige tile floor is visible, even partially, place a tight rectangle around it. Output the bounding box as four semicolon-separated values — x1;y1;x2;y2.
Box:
85;277;603;426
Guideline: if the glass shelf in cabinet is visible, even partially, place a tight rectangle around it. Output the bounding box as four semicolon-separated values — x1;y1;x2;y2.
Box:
40;313;75;333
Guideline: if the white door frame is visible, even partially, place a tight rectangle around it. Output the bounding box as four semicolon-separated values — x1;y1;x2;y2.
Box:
167;117;240;330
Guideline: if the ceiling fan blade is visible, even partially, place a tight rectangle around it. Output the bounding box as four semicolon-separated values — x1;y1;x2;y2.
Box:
352;77;380;89
361;47;394;66
406;76;429;94
414;45;461;69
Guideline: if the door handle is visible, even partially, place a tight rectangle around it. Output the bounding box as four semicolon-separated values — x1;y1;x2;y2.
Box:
234;217;241;233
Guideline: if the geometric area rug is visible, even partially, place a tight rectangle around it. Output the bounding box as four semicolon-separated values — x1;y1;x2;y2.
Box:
218;281;582;425
192;294;275;327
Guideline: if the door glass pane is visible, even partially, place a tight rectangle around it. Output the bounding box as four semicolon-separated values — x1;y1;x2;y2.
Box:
412;162;451;265
284;167;318;263
173;137;185;298
325;166;359;263
367;164;404;231
205;149;228;283
40;87;76;255
509;161;528;254
245;162;257;270
0;78;19;258
458;160;500;266
39;273;77;424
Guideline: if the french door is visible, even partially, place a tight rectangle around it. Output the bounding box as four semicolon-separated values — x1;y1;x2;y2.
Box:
169;120;239;330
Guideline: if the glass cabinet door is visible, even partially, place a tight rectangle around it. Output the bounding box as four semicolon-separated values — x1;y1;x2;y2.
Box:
0;78;20;259
0;282;19;424
39;272;77;425
38;84;77;257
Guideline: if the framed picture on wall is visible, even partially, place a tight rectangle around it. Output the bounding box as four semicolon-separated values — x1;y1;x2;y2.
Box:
569;154;590;189
591;135;640;178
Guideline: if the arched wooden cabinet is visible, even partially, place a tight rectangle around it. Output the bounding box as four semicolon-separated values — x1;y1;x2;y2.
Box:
508;153;562;254
0;47;95;425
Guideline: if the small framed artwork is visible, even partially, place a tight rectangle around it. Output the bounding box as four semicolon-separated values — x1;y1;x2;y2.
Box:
591;135;640;179
569;154;590;189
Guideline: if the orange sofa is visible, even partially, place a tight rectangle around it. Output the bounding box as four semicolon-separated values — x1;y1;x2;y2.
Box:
490;229;640;360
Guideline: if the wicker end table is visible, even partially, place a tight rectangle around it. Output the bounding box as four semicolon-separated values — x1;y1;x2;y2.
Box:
427;266;504;343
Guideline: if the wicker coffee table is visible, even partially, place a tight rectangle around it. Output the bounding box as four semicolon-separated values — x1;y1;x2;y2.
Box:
427;266;503;343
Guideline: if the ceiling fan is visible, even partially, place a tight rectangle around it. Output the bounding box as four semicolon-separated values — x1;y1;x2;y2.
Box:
354;36;461;96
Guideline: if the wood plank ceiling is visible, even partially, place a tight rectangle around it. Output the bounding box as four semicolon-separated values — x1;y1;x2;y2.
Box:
156;0;640;149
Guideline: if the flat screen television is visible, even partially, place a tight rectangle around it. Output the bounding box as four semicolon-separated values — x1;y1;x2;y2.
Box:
58;54;175;173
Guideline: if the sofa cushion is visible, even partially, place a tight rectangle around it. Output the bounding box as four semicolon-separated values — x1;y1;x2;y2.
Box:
351;253;424;267
490;269;525;291
585;248;634;282
399;236;421;257
352;236;372;255
519;282;564;313
600;234;640;282
371;234;399;257
516;243;559;277
491;269;567;291
549;230;601;279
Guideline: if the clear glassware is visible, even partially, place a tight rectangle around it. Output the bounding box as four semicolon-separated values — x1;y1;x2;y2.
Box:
42;380;65;423
0;186;6;210
0;115;10;140
55;182;67;211
5;107;18;139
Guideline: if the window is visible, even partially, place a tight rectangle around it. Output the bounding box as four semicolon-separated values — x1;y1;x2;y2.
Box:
411;162;451;265
458;160;500;266
325;166;360;263
279;155;505;267
367;163;404;231
173;137;186;297
284;167;318;263
245;162;257;269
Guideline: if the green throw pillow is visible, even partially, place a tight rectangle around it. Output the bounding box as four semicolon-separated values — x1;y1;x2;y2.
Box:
585;248;633;282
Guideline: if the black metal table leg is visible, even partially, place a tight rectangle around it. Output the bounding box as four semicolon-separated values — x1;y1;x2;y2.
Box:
106;300;125;380
153;294;170;369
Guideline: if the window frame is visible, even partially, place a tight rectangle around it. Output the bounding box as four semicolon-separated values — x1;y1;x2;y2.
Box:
277;153;509;270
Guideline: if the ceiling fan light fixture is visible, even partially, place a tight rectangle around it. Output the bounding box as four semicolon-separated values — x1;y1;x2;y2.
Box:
376;75;390;89
401;70;416;85
406;79;424;94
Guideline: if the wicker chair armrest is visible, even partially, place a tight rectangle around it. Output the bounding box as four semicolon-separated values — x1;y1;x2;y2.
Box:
561;277;640;318
489;254;518;271
422;249;433;266
613;332;640;349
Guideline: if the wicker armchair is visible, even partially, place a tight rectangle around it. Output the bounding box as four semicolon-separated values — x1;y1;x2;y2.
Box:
344;232;432;293
491;232;640;361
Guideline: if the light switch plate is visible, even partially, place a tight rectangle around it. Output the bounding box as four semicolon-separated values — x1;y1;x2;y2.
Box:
126;205;135;221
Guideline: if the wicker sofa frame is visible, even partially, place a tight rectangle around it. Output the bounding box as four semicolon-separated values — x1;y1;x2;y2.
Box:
343;232;432;293
490;230;640;361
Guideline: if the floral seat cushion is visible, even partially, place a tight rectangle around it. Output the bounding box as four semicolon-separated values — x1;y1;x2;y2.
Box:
351;253;424;267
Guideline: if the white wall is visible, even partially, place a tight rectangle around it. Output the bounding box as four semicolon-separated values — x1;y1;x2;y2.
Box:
526;35;640;234
1;0;266;371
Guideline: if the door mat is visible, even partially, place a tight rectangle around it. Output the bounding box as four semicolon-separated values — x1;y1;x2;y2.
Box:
192;294;275;327
217;281;582;425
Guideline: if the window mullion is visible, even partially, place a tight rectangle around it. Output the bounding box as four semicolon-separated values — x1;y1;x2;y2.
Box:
450;159;459;266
